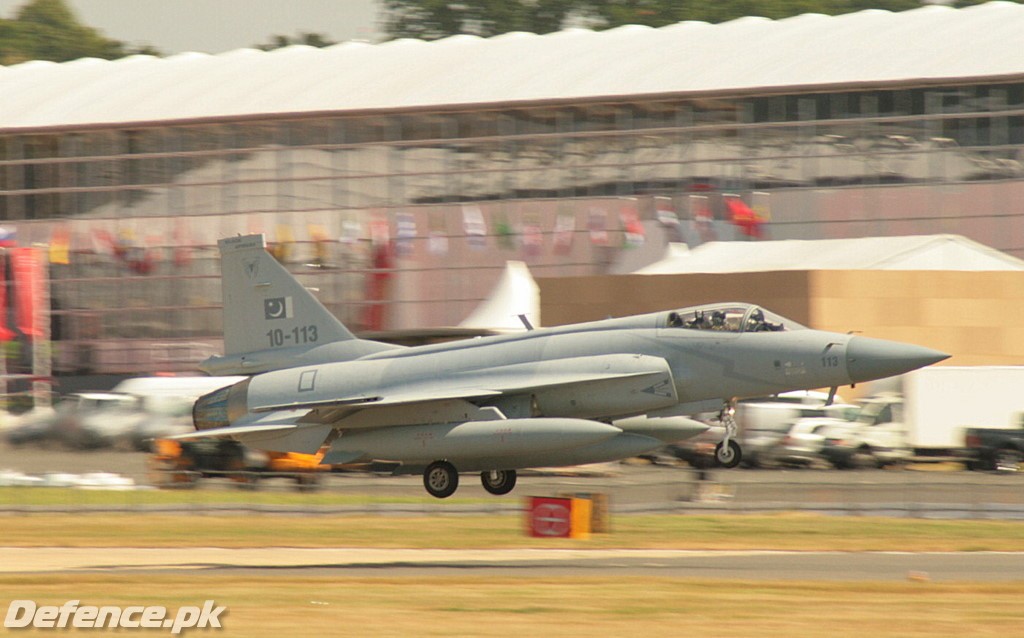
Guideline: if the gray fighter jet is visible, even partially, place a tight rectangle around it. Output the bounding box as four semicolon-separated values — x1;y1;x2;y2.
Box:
182;234;948;498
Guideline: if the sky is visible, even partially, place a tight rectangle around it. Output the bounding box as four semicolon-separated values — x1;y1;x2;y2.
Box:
0;0;382;53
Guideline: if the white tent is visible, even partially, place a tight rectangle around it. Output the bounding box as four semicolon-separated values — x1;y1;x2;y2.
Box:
459;261;540;331
635;235;1024;274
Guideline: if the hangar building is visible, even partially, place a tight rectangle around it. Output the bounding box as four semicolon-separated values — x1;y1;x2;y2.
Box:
0;2;1022;372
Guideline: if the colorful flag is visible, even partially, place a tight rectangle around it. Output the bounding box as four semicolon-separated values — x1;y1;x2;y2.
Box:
0;227;17;248
308;224;330;267
395;212;416;258
655;197;679;229
49;225;70;265
340;218;363;246
521;209;543;259
428;210;448;256
620;201;645;249
268;224;294;263
690;194;716;244
370;214;390;247
726;195;764;239
588;207;609;246
11;248;42;339
494;209;516;251
553;211;575;256
91;228;117;256
462;205;487;250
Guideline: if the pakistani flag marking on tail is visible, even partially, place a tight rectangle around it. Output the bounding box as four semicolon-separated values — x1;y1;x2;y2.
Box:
264;296;293;320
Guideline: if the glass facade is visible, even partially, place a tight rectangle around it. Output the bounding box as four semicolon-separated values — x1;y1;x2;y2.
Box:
1;81;1022;374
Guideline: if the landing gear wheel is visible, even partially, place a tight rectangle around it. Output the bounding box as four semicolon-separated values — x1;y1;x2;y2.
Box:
715;399;741;469
480;469;517;495
424;461;459;498
715;440;742;469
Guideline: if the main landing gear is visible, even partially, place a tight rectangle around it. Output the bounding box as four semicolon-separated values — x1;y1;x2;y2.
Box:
480;469;517;495
715;401;743;469
423;461;458;498
422;461;518;498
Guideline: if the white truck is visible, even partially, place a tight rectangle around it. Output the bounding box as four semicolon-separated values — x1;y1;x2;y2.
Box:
816;366;1024;468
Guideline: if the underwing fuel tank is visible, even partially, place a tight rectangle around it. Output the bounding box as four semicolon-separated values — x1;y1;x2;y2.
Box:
322;418;624;466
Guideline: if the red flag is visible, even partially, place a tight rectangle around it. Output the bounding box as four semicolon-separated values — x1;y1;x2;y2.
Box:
362;242;394;331
11;248;42;338
726;197;764;239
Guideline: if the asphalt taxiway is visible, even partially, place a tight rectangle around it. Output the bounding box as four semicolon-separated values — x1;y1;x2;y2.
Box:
4;547;1024;581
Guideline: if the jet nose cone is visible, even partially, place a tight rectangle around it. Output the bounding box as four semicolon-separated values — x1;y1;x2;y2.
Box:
846;336;950;384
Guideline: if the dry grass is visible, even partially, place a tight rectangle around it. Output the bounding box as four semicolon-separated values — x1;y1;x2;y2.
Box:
1;574;1022;637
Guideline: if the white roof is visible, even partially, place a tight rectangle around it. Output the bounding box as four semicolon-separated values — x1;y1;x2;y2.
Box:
2;2;1024;131
635;235;1024;274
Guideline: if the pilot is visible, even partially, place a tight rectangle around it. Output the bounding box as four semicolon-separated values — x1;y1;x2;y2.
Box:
711;310;726;330
748;308;766;331
667;311;683;328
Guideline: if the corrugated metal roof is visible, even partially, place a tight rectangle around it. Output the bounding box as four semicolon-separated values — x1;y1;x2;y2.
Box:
2;2;1023;131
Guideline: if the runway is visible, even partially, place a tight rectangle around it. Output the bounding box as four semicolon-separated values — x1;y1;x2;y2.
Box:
5;547;1024;581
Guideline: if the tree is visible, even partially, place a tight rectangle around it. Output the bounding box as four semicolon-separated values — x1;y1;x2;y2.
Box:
381;0;994;41
589;0;926;27
383;0;589;40
255;32;336;51
0;0;159;65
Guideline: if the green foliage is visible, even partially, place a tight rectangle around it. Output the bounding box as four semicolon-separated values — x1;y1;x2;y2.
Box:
593;0;922;26
952;0;1023;5
381;0;978;40
383;0;588;40
0;0;159;65
255;31;337;51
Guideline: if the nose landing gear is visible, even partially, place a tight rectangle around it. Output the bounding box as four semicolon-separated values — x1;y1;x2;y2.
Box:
715;400;743;468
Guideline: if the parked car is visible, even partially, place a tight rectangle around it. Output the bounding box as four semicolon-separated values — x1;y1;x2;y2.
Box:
736;391;848;468
818;396;912;469
772;420;833;468
963;415;1024;472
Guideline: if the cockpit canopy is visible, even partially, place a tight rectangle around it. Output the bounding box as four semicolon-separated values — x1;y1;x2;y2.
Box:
664;303;803;333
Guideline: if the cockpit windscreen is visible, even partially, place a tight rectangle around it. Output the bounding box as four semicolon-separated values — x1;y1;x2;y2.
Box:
664;304;802;333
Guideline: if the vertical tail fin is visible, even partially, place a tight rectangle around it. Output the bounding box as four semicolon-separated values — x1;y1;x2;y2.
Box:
218;234;353;356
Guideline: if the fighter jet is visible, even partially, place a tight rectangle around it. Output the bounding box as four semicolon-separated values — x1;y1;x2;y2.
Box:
181;234;948;498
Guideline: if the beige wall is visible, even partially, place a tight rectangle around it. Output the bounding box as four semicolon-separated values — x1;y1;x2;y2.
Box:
539;270;1024;367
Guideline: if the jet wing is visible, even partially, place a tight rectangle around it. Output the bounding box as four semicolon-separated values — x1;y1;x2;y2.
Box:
171;423;297;439
252;387;502;413
250;355;670;415
261;354;677;429
177;354;676;452
171;409;333;454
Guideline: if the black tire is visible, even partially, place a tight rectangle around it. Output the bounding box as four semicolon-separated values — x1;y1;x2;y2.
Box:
424;461;459;498
480;469;517;495
715;440;742;469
